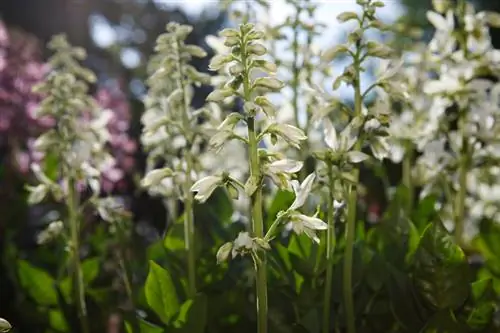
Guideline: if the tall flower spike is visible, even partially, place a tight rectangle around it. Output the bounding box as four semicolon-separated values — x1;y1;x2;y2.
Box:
141;22;210;298
204;20;328;333
27;34;120;333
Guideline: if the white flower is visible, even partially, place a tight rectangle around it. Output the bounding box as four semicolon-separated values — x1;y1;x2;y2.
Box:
266;123;307;149
191;175;223;203
264;159;303;190
288;212;327;243
232;231;255;258
289;173;316;210
27;184;50;205
323;118;357;153
141;168;174;188
266;159;303;174
216;242;233;264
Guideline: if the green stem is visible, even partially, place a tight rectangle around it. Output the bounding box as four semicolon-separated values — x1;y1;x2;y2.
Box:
183;158;197;297
175;39;197;297
67;177;89;333
322;162;336;333
242;37;268;333
343;51;362;333
402;142;414;215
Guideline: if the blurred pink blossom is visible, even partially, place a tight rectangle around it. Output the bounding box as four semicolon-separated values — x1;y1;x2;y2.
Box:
0;22;136;194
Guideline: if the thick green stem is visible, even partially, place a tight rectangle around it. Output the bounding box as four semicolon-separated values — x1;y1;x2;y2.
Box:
322;163;336;333
67;177;89;333
183;160;197;298
175;38;197;297
403;143;414;215
248;116;268;333
343;54;362;333
242;38;267;333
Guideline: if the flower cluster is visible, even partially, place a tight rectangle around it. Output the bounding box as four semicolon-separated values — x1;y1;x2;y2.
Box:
26;35;117;205
403;2;500;240
0;22;135;193
196;21;325;261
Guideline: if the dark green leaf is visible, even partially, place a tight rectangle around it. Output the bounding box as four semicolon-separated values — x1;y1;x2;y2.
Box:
412;222;470;310
136;318;164;333
82;257;100;285
145;260;180;324
422;310;466;333
299;309;320;333
48;310;69;332
172;293;207;333
18;260;58;306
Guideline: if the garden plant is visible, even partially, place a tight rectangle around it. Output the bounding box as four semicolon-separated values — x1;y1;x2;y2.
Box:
3;0;500;332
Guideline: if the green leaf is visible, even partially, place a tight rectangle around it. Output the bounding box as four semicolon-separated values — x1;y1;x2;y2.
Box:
145;260;180;324
422;310;466;333
299;309;319;333
134;318;164;333
48;310;69;332
466;279;496;330
172;294;207;333
43;151;60;182
387;269;425;331
412;222;470;310
266;190;294;228
18;260;58;306
82;257;100;284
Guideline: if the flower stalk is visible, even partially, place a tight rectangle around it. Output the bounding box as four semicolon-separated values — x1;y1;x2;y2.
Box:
241;30;268;333
67;177;89;333
322;162;336;333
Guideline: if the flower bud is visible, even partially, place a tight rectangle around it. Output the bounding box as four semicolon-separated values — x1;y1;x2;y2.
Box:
219;28;239;38
184;45;207;58
253;77;285;91
321;45;350;63
229;63;245;75
247;43;267;56
337;11;359;23
224;36;240;47
206;89;233;102
209;54;232;71
216;243;233;264
141;168;174;188
254;96;276;118
0;318;12;332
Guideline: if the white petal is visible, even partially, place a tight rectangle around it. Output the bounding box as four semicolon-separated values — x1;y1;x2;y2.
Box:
427;11;449;31
323;118;338;151
191;175;222;203
290;173;316;210
267;159;303;174
298;214;328;230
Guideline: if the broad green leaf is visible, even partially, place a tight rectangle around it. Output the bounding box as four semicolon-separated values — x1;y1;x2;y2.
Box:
466;279;496;330
145;260;180;324
412;194;439;231
421;310;466;333
131;318;164;333
387;270;425;331
18;260;58;306
172;294;207;333
412;222;470;310
266;190;294;228
82;257;100;284
467;302;495;330
48;310;68;332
